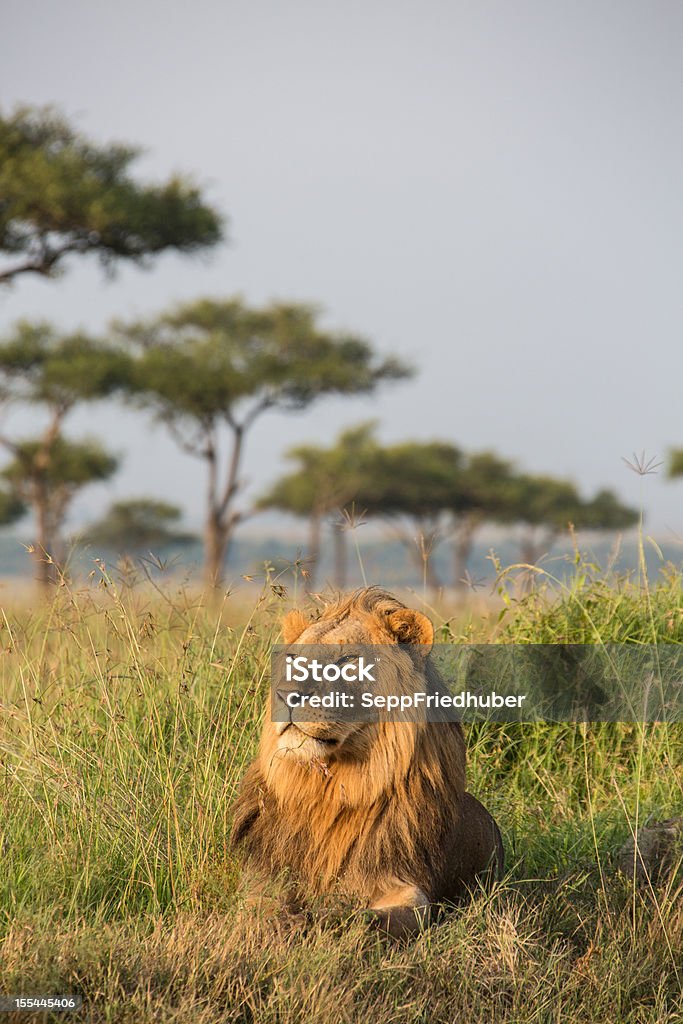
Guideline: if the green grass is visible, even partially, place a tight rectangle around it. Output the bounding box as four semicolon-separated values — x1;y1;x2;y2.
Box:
0;563;681;1023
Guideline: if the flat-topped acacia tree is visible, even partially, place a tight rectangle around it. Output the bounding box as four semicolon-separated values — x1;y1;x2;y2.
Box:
0;107;223;284
83;499;195;557
2;437;118;579
447;451;518;590
504;474;639;568
365;440;464;590
256;423;383;589
262;430;466;590
0;322;131;586
114;299;412;587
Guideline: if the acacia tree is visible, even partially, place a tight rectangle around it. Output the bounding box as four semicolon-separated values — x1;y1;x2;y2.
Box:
83;499;194;556
261;435;480;590
0;322;130;585
3;437;118;577
574;488;639;535
115;300;412;587
256;448;329;585
256;423;381;589
448;452;517;590
505;474;585;566
507;475;638;566
368;441;464;589
0;107;223;284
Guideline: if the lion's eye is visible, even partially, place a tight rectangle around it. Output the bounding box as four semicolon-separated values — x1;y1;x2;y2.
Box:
336;655;355;667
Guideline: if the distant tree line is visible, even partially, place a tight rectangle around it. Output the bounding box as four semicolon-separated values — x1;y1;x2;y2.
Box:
257;423;639;590
0;105;647;592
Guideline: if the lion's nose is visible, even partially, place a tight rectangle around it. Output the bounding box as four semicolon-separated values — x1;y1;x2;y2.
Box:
276;689;297;708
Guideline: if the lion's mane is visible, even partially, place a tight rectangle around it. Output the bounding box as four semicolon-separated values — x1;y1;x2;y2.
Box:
231;588;498;907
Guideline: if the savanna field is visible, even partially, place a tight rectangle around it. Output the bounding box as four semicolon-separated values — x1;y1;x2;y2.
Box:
0;561;682;1024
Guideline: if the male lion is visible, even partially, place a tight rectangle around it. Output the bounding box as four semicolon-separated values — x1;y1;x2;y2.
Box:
231;587;503;938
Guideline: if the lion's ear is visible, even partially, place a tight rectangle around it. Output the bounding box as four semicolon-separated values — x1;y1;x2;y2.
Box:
281;610;310;643
386;609;434;653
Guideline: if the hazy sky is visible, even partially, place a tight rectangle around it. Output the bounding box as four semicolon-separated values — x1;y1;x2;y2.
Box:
3;0;683;536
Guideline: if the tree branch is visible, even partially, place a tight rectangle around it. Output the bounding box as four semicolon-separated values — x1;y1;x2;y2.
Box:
163;416;207;458
0;238;92;284
205;425;218;518
216;422;244;519
241;395;274;431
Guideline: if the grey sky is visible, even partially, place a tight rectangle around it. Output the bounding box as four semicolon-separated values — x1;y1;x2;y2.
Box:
2;0;683;536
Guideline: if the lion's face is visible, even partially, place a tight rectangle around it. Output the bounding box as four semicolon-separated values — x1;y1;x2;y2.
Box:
266;588;434;766
273;654;373;762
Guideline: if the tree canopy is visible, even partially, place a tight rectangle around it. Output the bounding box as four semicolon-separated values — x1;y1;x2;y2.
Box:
257;423;383;587
0;320;131;408
117;299;411;425
114;299;412;585
257;423;383;520
576;488;640;532
505;474;584;531
0;107;224;284
500;474;638;535
259;423;640;589
0;321;132;585
365;441;464;521
83;498;194;555
3;436;118;493
3;436;118;578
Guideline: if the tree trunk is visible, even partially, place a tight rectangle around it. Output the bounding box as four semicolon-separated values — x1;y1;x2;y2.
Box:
519;529;556;593
306;510;321;590
333;526;347;591
29;412;65;593
453;514;479;592
520;527;557;567
204;510;229;590
202;423;245;589
33;474;55;591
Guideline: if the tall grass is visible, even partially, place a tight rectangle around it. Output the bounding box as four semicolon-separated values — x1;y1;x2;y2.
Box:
0;559;681;1022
